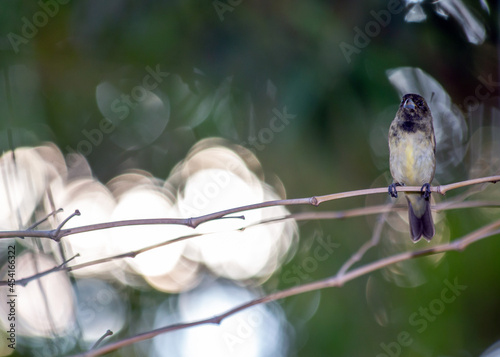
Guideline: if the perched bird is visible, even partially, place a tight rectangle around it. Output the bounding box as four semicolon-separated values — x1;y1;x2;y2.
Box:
388;93;436;242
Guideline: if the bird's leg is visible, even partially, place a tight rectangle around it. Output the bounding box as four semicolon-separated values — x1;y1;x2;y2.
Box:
388;182;402;198
421;183;431;200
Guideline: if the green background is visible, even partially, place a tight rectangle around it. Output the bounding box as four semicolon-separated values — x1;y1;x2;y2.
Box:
1;0;499;356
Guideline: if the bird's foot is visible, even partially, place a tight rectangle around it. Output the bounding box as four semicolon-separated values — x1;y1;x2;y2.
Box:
421;183;431;200
388;183;402;198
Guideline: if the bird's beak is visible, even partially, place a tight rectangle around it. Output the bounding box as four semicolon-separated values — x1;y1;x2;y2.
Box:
404;98;416;110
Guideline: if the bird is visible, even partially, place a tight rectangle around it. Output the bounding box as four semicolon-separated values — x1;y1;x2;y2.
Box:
388;93;436;242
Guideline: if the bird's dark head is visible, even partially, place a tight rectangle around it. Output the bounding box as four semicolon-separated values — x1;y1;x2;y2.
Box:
398;93;432;122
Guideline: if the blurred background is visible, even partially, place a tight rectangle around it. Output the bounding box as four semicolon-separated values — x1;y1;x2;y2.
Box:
0;0;499;356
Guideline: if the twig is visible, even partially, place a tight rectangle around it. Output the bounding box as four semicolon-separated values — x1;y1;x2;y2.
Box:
91;330;113;350
27;208;64;230
336;209;389;278
438;176;500;194
0;231;204;287
51;210;81;241
243;199;500;229
313;175;499;204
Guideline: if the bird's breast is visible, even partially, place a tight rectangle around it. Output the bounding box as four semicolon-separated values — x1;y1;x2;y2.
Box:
390;131;435;186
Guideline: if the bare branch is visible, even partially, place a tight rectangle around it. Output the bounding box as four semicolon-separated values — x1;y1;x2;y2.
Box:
0;231;204;287
246;200;500;228
438;175;500;194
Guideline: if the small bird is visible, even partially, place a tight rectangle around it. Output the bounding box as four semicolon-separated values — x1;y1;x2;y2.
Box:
388;93;436;242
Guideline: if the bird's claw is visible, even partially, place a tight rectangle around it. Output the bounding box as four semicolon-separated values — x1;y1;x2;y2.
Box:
421;183;431;200
388;183;401;198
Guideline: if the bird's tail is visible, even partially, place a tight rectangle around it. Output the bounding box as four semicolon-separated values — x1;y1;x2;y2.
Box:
406;194;435;242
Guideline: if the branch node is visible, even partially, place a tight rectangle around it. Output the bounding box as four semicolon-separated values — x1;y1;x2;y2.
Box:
310;196;319;206
187;217;196;229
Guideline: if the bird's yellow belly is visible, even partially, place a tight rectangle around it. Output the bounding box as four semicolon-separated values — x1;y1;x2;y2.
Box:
390;134;435;186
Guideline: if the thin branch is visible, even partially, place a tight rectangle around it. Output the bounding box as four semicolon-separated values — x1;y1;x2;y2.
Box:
438;175;500;194
1;254;80;287
434;200;500;211
69;218;500;357
336;209;389;278
313;175;500;204
245;200;500;229
0;231;204;287
91;330;113;350
27;208;64;230
0;175;498;241
0;217;243;240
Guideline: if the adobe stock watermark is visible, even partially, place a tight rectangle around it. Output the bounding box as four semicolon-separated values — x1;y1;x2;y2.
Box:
65;65;169;166
240;106;296;154
454;74;500;116
213;0;243;21
339;0;404;64
177;168;232;217
282;229;340;285
8;0;69;53
377;277;467;357
223;309;262;352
